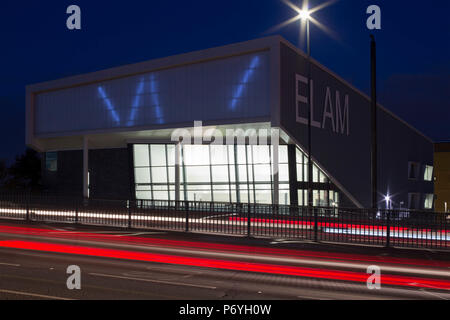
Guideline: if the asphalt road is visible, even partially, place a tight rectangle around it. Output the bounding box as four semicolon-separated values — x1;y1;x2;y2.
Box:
0;221;449;300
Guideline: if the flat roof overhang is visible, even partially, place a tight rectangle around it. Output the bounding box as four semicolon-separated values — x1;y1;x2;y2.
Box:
33;121;274;152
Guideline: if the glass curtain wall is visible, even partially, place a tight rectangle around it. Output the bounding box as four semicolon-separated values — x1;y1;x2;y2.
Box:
133;143;337;206
295;147;339;207
133;144;290;205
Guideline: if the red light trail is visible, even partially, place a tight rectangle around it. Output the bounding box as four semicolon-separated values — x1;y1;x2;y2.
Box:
0;240;449;290
0;224;448;268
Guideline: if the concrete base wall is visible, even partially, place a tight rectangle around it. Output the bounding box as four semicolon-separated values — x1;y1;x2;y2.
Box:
42;148;132;200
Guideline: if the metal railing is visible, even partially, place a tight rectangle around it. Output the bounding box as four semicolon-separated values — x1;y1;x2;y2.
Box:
0;193;448;250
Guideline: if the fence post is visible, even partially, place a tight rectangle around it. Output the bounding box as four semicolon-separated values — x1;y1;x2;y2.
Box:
185;201;189;232
385;210;391;248
313;207;318;242
26;194;30;222
128;200;132;229
75;201;79;224
247;204;251;237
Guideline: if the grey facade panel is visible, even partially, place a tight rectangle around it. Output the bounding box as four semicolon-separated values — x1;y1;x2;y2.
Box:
34;52;270;136
280;43;371;206
89;148;132;200
43;148;132;200
377;110;434;207
279;43;433;208
42;150;83;196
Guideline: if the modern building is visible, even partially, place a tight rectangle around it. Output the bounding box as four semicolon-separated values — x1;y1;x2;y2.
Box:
435;142;450;212
27;36;434;209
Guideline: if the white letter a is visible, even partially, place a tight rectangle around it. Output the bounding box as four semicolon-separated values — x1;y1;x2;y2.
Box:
66;5;81;30
366;5;381;30
66;265;81;290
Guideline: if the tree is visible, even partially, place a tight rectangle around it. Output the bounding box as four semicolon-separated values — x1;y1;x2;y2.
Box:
0;159;7;188
6;148;42;191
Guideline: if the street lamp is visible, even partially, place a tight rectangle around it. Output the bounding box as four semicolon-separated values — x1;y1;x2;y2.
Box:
298;9;311;20
303;10;314;210
385;195;391;210
271;0;338;211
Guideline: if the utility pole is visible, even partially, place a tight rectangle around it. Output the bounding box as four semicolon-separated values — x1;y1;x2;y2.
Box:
370;35;378;210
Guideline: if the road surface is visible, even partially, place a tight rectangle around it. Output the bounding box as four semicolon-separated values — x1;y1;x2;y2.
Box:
0;221;449;300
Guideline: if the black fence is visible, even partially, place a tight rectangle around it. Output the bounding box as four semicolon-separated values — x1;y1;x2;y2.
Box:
0;193;449;250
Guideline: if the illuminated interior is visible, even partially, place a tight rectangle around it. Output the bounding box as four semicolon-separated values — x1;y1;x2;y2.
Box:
133;143;339;206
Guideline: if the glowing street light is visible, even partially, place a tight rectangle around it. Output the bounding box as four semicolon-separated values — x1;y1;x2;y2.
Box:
298;9;311;20
385;195;392;209
268;0;340;48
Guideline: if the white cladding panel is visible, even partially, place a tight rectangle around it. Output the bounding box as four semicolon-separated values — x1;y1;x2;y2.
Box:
34;52;270;135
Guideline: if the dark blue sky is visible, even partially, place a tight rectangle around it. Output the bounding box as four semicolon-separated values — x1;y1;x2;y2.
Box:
1;0;449;163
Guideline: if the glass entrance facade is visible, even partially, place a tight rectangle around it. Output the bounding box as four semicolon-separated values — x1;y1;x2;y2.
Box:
133;143;340;206
295;148;339;207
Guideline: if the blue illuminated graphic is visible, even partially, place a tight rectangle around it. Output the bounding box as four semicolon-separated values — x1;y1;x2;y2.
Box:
98;56;260;127
98;86;121;124
149;74;164;124
127;78;145;126
229;56;260;110
98;75;165;127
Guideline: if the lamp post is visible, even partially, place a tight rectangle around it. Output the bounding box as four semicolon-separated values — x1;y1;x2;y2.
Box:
297;8;313;209
296;7;316;240
275;0;338;212
306;13;313;210
371;35;378;210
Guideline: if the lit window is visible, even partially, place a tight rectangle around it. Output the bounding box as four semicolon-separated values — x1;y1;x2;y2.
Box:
212;165;229;183
185;166;211;183
279;184;290;205
253;164;271;182
296;163;304;182
252;145;270;164
424;165;433;181
255;187;272;204
45;152;58;172
133;143;291;204
313;190;320;206
151;167;167;183
135;167;151;184
279;164;289;182
271;145;288;164
214;188;230;203
313;165;319;183
210;145;228;165
183;145;210;166
424;194;434;209
319;171;328;183
133;145;149;167
237;165;248;182
297;189;307;206
166;145;176;166
150;145;166;166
